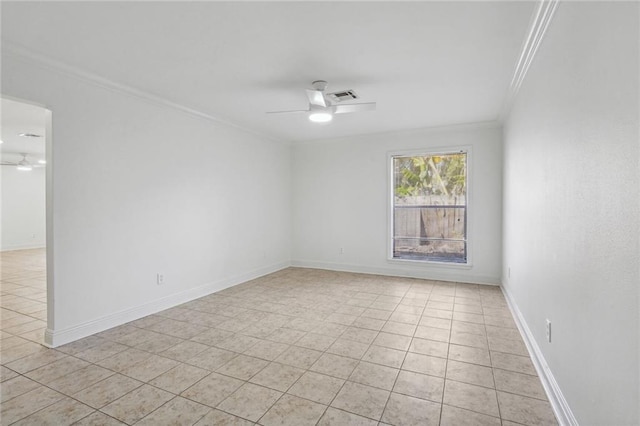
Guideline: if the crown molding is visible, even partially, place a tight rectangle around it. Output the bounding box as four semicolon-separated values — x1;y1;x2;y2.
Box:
500;0;559;121
1;42;288;146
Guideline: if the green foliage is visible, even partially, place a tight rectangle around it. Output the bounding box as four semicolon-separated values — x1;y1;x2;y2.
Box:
394;153;466;197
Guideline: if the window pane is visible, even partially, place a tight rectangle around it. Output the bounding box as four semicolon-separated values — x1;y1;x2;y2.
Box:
392;152;467;263
393;207;466;240
393;153;466;201
393;239;466;263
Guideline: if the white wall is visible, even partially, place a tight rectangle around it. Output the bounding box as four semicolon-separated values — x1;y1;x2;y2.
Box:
502;2;639;424
1;52;291;346
1;166;46;250
292;124;503;285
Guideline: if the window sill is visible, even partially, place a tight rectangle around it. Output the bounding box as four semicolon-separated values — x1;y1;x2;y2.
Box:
387;257;473;270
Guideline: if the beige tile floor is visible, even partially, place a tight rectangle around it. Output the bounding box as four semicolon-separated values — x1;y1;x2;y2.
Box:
1;248;558;425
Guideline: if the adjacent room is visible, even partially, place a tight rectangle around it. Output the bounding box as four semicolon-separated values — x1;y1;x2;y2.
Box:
1;1;638;425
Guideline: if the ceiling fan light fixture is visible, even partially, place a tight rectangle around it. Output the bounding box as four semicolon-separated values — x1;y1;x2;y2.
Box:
17;164;33;171
38;159;46;164
309;111;333;123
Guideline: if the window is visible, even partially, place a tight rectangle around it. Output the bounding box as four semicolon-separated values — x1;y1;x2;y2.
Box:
391;150;468;263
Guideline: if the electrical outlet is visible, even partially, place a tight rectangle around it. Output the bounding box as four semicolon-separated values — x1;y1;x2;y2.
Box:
157;273;165;285
546;319;551;343
508;267;511;278
339;247;344;255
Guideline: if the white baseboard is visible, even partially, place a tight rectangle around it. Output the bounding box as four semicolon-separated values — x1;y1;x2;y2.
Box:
1;244;46;252
501;284;578;426
45;260;291;347
291;259;500;286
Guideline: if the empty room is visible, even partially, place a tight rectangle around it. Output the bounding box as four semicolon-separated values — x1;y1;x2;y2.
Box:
0;1;638;425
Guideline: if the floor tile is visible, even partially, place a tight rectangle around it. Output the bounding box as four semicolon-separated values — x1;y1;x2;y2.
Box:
340;327;378;344
380;321;416;337
100;384;173;424
119;354;179;382
440;404;501;426
266;328;306;345
4;349;67;374
1;342;50;365
259;394;326;426
47;364;114;395
373;332;411;351
193;408;253;425
361;345;406;368
249;362;305;392
0;386;64;425
393;370;444;403
181;372;244;407
136;396;211;425
309;353;358;379
295;332;336;351
448;344;491;367
419;316;452;330
216;382;282;422
443;379;499;417
348;361;399;391
216;354;269;380
73;411;126;425
12;397;94;426
186;346;237;371
381;392;441;426
423;309;453;321
149;363;209;394
497;391;558;425
487;335;528;356
24;356;90;384
0;376;41;403
1;253;554;426
275;346;322;369
74;341;129;363
190;328;234;346
243;339;289;361
446;360;495;388
215;334;261;353
490;352;537;376
159;340;209;362
72;374;142;409
494;369;547;400
317;407;378;426
96;348;152;373
326;338;369;359
351;316;385;331
402;352;446;377
330;381;390;421
409;337;449;358
287;371;344;405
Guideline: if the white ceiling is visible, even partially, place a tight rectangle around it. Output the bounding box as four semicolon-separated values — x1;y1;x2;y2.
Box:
1;1;535;143
1;98;47;164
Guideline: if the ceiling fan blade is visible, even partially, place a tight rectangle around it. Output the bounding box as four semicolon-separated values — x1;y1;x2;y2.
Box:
306;89;327;107
333;102;376;114
266;109;309;115
0;162;19;166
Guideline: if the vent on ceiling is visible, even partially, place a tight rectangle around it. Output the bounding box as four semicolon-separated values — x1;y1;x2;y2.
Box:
327;90;358;103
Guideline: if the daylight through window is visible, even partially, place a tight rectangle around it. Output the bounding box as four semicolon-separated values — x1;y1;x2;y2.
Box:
392;151;467;263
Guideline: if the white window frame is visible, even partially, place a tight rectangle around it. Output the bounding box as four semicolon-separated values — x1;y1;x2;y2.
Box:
387;146;473;268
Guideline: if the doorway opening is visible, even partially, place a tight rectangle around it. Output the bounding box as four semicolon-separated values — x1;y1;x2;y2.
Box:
1;97;53;347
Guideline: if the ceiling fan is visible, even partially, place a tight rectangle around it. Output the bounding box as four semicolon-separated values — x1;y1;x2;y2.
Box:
267;80;376;122
0;153;45;171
